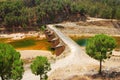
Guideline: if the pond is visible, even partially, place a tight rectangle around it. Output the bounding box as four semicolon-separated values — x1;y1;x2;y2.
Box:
0;37;51;50
70;36;89;46
74;38;88;46
71;36;120;51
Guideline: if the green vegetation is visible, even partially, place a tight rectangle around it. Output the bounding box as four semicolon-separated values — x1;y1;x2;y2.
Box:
0;43;24;80
31;56;51;80
0;0;120;32
86;34;116;74
9;38;36;48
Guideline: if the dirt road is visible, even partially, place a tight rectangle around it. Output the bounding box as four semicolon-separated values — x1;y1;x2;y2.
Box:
47;25;99;79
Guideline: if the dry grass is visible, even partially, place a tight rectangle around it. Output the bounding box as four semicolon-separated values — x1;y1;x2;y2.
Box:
114;36;120;51
22;58;34;64
70;35;90;40
76;20;114;28
66;73;120;80
0;38;11;43
67;75;91;80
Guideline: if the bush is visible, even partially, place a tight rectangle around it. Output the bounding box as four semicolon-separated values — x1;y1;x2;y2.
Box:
31;56;51;80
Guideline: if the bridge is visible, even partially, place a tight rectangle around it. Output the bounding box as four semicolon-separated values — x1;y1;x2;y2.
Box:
45;25;99;79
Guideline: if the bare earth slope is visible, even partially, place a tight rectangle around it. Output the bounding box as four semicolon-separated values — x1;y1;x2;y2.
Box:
57;17;120;36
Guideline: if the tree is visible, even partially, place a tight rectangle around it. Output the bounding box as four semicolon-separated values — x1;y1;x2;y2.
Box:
23;0;35;7
0;43;24;80
1;0;120;30
31;56;51;80
86;34;116;74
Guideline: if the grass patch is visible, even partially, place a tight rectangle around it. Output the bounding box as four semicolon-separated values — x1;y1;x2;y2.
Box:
9;38;36;48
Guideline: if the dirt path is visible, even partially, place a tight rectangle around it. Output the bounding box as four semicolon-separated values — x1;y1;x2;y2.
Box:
19;50;53;60
47;25;99;79
22;64;39;80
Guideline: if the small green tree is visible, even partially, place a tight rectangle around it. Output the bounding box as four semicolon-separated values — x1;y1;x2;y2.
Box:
0;43;24;80
86;34;116;74
31;56;51;80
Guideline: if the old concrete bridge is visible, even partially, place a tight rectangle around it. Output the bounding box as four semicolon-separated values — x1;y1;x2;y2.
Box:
45;25;99;79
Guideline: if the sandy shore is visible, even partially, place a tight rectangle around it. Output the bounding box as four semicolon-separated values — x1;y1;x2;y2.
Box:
19;50;53;60
18;50;55;80
0;31;45;40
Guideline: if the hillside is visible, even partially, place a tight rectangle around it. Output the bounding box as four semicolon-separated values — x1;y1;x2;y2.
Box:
0;0;120;33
